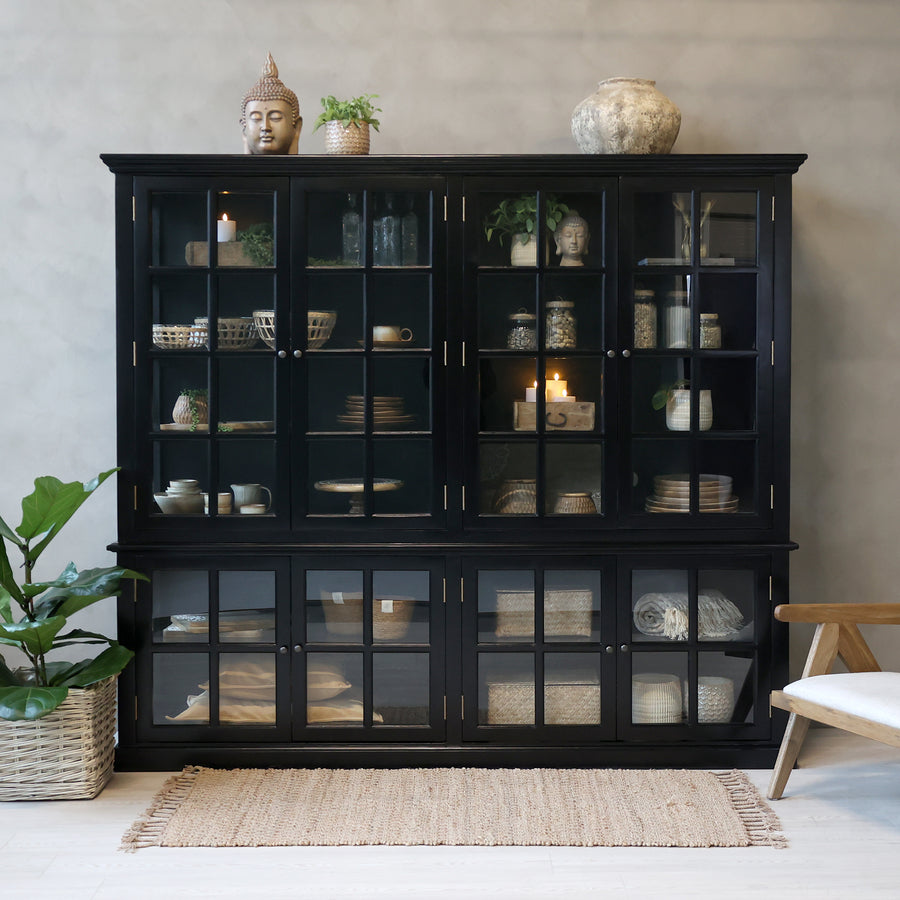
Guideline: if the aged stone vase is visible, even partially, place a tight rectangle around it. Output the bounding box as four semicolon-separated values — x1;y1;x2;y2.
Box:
571;77;681;154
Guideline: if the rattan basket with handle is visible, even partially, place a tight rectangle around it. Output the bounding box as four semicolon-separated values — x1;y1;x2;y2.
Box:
0;676;117;800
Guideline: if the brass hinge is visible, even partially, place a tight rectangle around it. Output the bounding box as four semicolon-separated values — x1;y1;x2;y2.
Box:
461;486;466;511
460;576;464;602
132;196;136;222
769;575;774;605
462;196;466;223
134;697;138;721
771;196;776;222
134;485;138;511
443;484;448;511
771;341;775;367
443;195;448;222
770;485;775;510
442;577;446;604
461;341;466;367
133;341;137;367
461;695;465;720
443;695;447;719
443;340;448;367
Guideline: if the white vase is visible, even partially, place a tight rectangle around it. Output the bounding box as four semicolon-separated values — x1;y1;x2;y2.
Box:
666;389;712;431
571;77;681;155
509;233;537;266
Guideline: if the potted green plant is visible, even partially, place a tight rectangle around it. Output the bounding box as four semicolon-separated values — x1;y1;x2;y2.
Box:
483;193;570;266
0;469;146;799
651;380;712;431
313;94;382;155
172;387;208;431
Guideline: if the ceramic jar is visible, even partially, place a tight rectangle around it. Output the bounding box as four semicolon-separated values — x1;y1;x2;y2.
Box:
666;389;713;432
172;392;208;427
571;77;681;155
510;234;537;267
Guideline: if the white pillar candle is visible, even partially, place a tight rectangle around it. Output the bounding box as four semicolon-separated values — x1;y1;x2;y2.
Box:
525;381;538;403
545;373;568;401
556;392;576;402
217;214;237;242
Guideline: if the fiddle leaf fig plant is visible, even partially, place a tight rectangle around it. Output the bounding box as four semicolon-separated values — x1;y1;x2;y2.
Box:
484;193;570;246
0;469;146;721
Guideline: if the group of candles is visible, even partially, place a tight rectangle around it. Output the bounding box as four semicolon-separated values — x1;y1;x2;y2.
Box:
524;372;576;403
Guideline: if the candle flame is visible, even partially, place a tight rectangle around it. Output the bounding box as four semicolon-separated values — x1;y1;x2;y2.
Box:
221;213;229;222
562;389;567;397
533;381;538;388
553;372;560;381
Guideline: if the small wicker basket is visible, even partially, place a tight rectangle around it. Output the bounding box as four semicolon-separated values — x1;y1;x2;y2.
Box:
308;310;337;349
253;309;276;349
0;677;117;800
494;478;537;514
152;324;194;350
496;589;593;639
320;592;416;641
191;317;259;350
324;120;371;155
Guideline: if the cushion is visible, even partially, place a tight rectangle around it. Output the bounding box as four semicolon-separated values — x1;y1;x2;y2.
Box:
782;671;900;730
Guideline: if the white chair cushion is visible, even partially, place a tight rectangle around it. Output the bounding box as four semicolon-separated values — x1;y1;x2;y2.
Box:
782;671;900;730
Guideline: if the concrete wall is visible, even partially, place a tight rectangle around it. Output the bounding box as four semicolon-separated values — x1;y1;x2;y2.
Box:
1;0;899;675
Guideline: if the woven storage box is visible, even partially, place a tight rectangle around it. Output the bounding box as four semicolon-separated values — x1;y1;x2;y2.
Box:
0;676;117;800
496;589;592;639
321;592;416;641
487;672;601;725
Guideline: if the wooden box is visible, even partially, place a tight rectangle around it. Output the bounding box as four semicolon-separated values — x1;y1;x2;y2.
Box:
513;401;595;432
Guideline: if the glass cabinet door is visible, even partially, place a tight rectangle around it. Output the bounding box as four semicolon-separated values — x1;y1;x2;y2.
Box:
622;181;773;528
619;557;770;739
462;558;615;740
136;178;290;536
297;181;445;526
139;559;291;740
465;180;615;527
295;559;444;740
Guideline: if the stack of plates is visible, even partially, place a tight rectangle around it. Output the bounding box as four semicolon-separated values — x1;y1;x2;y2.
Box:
645;473;737;513
337;395;416;430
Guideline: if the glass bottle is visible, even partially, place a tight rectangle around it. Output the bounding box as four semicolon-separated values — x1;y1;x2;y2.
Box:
401;195;418;266
664;289;691;349
633;288;657;349
373;193;401;266
507;308;537;350
341;193;362;266
700;312;722;349
545;298;576;349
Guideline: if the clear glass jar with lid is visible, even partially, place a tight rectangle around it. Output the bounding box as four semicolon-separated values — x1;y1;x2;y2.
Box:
545;297;576;349
506;308;537;349
633;288;657;348
700;312;722;349
664;289;691;349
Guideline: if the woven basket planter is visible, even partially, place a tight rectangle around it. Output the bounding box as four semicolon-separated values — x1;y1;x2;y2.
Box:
324;120;371;155
0;676;117;801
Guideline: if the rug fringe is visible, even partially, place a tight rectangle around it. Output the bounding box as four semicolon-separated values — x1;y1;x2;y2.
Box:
715;769;789;849
119;765;203;852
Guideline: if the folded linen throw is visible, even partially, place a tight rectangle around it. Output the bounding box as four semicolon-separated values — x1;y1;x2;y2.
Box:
633;590;744;640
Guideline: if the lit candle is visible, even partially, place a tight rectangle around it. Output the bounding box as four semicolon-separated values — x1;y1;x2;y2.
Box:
545;372;568;401
525;381;538;403
217;214;236;242
557;390;576;402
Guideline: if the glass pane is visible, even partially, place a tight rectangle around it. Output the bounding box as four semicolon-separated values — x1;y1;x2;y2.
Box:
307;191;365;267
698;358;756;433
306;652;365;726
308;357;365;433
698;570;755;641
306;570;364;643
544;570;602;641
372;191;431;268
699;192;757;267
542;274;605;351
308;440;366;516
368;272;432;350
154;357;208;433
218;571;276;643
633;191;692;266
370;358;430;432
373;440;431;515
153;570;209;643
153;653;209;724
696;652;755;723
478;570;535;643
478;273;536;351
544;653;602;725
632;569;689;642
151;442;207;517
631;355;692;435
218;441;276;517
698;273;757;351
544;357;602;434
307;270;360;349
697;443;756;514
549;193;604;269
372;571;430;643
632;439;691;515
153;192;207;268
151;273;207;349
631;652;687;724
479;441;537;515
219;653;276;723
545;444;603;515
218;273;276;336
373;653;430;725
478;191;539;267
217;357;275;432
482;357;538;432
216;192;275;268
479;653;534;725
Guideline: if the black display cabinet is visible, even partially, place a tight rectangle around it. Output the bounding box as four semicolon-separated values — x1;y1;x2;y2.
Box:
104;153;805;769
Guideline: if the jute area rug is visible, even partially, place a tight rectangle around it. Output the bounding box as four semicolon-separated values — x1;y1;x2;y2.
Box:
122;766;786;850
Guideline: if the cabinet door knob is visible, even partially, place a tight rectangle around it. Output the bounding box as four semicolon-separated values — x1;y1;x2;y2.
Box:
606;349;616;358
278;645;289;655
293;349;302;359
277;350;287;359
621;349;631;358
293;644;303;653
620;644;630;653
604;645;615;654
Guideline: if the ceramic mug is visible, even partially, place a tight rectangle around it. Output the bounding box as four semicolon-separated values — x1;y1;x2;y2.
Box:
203;492;233;515
373;325;413;343
231;483;272;511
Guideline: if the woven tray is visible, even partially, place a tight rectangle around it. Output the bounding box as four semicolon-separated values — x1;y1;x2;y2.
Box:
487;676;601;726
0;676;117;800
496;589;592;639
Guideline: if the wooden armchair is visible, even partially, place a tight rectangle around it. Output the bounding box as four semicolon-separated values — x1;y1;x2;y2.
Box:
768;603;900;799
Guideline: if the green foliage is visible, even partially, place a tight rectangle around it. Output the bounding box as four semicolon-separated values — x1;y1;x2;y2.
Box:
178;388;208;432
651;379;690;410
237;223;274;267
484;193;570;247
0;470;146;720
313;94;382;132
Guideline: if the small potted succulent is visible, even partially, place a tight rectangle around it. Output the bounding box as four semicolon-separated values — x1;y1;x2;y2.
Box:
483;193;570;266
313;94;382;155
0;469;146;799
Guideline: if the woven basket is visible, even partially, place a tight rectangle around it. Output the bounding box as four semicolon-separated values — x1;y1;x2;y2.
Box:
631;672;683;724
0;677;117;800
308;310;337;349
152;324;193;350
324;120;371;155
487;678;601;726
496;589;592;639
253;309;276;349
494;478;537;514
320;592;416;641
192;317;259;350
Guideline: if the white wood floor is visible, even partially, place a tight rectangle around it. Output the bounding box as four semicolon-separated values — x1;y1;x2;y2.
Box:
2;729;900;899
